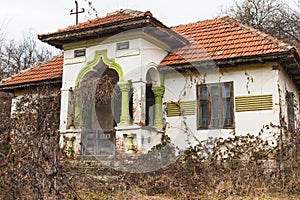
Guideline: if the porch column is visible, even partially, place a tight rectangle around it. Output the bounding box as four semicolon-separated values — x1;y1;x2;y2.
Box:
118;82;131;126
152;86;165;129
60;88;71;131
132;81;146;126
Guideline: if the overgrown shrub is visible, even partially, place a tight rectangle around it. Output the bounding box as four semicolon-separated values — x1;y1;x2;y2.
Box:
0;91;12;133
1;86;300;199
0;87;67;199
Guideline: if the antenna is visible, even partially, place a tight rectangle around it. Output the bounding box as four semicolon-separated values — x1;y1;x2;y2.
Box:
70;1;85;25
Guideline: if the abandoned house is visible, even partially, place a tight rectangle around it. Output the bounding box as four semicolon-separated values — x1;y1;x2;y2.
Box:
0;9;300;156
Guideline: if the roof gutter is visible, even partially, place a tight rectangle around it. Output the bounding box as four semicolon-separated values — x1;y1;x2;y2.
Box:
0;78;62;92
38;16;189;49
158;51;298;72
159;50;300;92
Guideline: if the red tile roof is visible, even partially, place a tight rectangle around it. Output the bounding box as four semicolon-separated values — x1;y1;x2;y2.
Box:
38;9;186;49
0;56;63;88
56;9;154;33
1;14;298;89
160;16;294;66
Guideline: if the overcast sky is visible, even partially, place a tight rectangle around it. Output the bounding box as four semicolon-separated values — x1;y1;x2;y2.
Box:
0;0;298;42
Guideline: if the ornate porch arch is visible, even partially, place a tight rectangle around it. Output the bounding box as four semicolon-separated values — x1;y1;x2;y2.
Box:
75;50;124;88
145;62;165;129
74;50;124;128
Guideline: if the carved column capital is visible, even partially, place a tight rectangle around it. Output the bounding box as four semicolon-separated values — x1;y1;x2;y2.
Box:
152;86;165;98
118;81;131;92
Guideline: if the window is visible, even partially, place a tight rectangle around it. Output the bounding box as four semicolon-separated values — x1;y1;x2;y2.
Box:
286;92;295;130
116;41;129;50
74;49;86;57
197;82;234;129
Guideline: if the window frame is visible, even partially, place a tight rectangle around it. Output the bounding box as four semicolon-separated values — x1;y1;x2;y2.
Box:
197;82;234;130
286;91;295;130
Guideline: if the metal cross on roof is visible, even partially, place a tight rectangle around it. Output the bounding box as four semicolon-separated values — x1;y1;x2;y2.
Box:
70;1;85;25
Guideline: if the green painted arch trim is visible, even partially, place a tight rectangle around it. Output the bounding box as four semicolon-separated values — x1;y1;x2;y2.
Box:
75;50;124;88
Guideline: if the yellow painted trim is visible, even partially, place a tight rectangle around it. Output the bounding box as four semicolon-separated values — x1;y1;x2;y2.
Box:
235;94;273;112
181;101;196;115
63;38;108;51
166;100;196;117
219;62;276;73
75;50;123;88
63;31;171;51
74;50;124;128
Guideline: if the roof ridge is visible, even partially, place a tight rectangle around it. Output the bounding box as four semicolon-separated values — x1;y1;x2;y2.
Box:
171;17;220;28
39;9;156;48
221;16;293;51
32;54;63;68
106;9;152;17
73;9;152;29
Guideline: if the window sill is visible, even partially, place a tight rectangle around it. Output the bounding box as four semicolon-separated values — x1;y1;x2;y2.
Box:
61;129;82;134
115;125;164;133
197;127;235;130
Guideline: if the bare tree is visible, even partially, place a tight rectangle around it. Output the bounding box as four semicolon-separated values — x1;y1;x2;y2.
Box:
80;0;99;19
225;0;300;49
0;33;59;80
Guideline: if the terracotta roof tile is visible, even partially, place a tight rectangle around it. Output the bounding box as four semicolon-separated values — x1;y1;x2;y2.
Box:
160;16;293;66
0;56;63;87
39;9;154;37
38;9;189;50
1;15;296;88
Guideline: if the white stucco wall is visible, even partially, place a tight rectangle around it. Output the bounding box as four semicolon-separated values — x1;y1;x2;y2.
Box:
60;35;168;133
58;32;300;154
278;67;300;128
163;63;283;149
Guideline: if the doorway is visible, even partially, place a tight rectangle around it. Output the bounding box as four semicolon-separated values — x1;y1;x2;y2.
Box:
81;67;121;155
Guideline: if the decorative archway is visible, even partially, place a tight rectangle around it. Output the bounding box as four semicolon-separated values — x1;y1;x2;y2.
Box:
144;63;162;87
145;63;165;129
74;50;124;125
74;50;124;155
75;50;123;88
